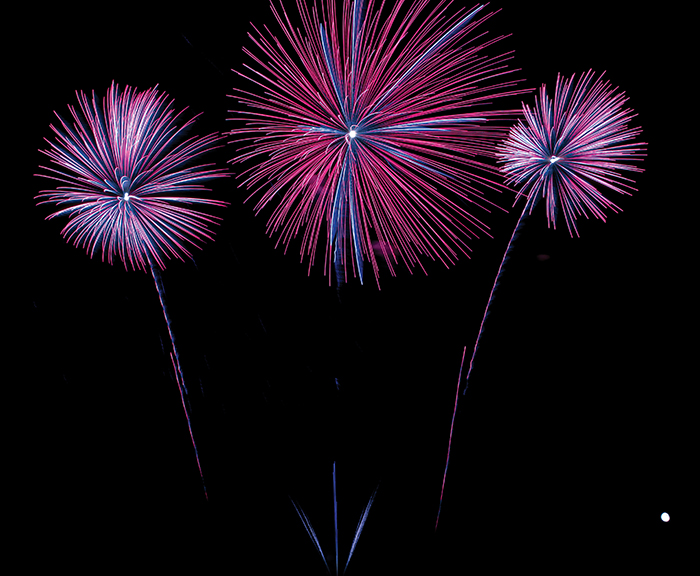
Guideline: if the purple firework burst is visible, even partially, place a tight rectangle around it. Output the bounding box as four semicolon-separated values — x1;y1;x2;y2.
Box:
229;0;528;286
36;82;229;501
36;82;229;271
496;69;646;235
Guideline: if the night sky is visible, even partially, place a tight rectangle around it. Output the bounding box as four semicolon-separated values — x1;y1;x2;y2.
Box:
14;2;686;572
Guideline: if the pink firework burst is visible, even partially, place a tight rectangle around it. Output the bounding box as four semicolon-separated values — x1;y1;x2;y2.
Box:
229;0;529;286
36;82;229;271
36;82;229;501
496;69;646;235
436;71;645;530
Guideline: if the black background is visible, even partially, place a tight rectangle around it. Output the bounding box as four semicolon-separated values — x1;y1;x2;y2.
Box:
12;2;688;572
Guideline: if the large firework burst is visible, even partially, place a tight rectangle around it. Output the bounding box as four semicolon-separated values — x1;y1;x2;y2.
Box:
229;0;528;286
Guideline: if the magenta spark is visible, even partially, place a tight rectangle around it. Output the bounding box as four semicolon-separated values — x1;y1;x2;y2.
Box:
229;0;528;286
496;70;646;235
36;82;229;271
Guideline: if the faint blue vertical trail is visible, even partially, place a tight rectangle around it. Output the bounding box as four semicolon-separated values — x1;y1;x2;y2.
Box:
435;196;539;530
148;254;208;501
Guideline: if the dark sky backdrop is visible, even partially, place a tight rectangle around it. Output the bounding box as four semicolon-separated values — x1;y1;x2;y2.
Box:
13;2;687;572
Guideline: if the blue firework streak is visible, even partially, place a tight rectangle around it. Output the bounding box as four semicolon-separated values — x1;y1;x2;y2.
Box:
290;462;379;575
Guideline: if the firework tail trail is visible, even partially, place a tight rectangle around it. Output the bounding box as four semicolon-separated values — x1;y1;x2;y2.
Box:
435;197;536;530
148;255;187;393
434;345;466;532
461;196;537;399
169;352;208;501
148;254;208;501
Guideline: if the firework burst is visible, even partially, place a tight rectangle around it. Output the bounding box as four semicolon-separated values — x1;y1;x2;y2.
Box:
496;69;646;235
436;71;645;529
229;0;528;286
36;82;228;271
36;82;229;500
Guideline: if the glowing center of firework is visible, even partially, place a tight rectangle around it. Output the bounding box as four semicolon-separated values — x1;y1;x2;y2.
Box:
549;155;560;164
123;193;130;202
345;125;360;143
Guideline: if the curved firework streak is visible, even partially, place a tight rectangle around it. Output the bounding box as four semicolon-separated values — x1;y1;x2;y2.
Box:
436;70;646;530
229;0;529;287
36;82;229;500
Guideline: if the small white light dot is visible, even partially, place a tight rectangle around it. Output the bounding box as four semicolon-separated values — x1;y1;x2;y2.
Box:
661;512;670;522
349;130;357;138
123;193;130;201
549;155;560;164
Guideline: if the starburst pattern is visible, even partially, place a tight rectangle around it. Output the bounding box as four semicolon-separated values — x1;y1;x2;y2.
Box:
36;82;228;270
229;0;528;286
496;70;646;235
436;71;645;530
35;82;229;501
